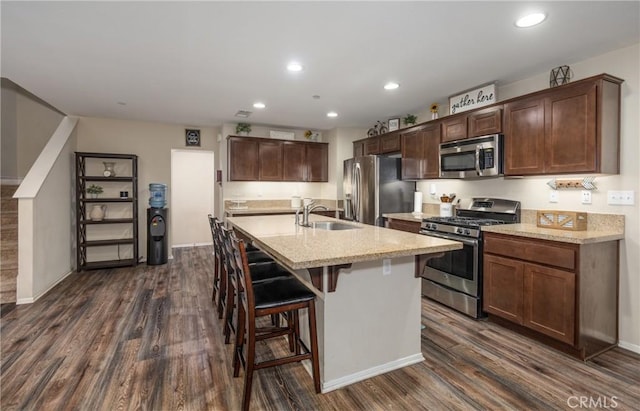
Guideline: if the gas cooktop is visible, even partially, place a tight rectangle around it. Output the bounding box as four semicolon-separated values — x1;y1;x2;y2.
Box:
420;198;521;239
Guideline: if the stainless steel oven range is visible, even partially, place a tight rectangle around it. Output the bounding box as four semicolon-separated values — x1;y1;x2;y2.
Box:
419;198;520;318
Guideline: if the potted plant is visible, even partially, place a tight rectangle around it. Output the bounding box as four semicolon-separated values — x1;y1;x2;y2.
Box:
87;184;103;198
403;114;417;126
236;123;252;135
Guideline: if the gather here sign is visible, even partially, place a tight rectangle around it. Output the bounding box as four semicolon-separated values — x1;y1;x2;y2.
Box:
449;83;497;114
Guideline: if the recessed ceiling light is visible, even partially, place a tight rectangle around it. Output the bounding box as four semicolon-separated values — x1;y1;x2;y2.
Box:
287;62;303;72
253;102;266;109
515;12;546;28
384;82;400;90
327;111;338;118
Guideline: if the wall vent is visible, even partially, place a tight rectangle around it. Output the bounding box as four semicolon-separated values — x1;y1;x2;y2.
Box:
234;110;252;118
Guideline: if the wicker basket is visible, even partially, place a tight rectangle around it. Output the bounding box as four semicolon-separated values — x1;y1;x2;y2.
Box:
536;210;587;231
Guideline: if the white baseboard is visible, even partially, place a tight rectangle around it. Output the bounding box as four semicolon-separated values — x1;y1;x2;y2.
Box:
16;269;74;305
171;242;212;248
618;340;640;354
320;353;425;393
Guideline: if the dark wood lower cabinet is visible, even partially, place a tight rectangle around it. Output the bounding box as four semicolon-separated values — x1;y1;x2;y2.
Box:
483;232;618;360
386;218;421;234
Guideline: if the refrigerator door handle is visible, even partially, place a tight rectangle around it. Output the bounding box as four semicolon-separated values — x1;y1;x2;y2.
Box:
353;163;361;222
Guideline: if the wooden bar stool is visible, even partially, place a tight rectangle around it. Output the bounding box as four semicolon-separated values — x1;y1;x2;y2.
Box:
211;217;274;319
220;226;292;344
230;236;321;411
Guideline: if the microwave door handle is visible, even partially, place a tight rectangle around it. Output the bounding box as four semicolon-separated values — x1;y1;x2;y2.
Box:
475;145;481;176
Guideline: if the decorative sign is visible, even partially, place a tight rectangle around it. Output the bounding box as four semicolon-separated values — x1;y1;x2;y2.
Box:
270;130;295;140
185;129;201;146
449;83;497;114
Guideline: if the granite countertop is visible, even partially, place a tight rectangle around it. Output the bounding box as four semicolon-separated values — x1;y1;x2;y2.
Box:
226;214;462;269
481;223;624;244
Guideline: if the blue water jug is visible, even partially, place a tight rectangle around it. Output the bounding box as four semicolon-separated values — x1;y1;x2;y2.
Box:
149;183;167;208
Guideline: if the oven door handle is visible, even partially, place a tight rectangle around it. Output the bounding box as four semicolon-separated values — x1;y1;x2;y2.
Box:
420;230;479;247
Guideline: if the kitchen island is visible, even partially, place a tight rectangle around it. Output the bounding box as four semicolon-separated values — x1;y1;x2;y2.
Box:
226;214;461;392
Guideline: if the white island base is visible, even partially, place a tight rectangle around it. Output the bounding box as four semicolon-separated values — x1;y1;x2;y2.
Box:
294;256;423;393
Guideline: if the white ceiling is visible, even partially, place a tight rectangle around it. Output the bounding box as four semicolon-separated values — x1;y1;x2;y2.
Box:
2;1;638;131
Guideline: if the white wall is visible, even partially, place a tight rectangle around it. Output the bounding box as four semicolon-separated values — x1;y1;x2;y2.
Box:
1;84;18;179
417;43;640;351
16;92;64;177
77;117;219;260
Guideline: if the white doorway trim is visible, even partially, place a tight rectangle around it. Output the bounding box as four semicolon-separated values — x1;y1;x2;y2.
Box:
170;149;215;248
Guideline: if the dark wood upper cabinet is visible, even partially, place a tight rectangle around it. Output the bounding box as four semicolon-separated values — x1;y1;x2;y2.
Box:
441;106;502;143
401;122;440;180
258;140;283;181
379;132;401;153
441;114;468;142
468;106;502;138
353;139;365;157
282;141;306;181
306;143;329;182
364;137;381;155
504;74;622;176
504;97;546;175
228;137;259;181
354;131;402;157
228;136;328;182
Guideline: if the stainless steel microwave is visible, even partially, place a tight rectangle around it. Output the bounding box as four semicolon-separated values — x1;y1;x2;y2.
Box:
439;134;504;179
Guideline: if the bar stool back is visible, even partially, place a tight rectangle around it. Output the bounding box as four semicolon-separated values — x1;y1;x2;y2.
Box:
230;236;321;411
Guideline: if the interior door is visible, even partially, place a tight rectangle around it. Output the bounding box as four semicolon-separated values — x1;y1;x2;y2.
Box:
170;149;215;248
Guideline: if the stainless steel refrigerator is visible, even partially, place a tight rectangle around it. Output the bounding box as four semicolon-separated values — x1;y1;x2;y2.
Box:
343;156;416;226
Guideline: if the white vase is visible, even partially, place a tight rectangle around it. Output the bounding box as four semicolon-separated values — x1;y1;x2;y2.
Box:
90;205;106;221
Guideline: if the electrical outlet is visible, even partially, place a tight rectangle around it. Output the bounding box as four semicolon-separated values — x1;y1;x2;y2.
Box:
608;190;635;205
581;190;592;204
549;191;559;203
383;259;391;276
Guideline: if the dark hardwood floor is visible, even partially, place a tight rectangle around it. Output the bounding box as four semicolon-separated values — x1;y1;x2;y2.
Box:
2;246;639;410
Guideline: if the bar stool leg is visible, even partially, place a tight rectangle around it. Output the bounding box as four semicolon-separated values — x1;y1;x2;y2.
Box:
224;275;236;344
233;299;246;378
242;328;257;411
211;254;219;302
308;301;321;394
217;264;227;319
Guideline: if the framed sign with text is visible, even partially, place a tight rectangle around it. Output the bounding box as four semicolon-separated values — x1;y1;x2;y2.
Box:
449;83;497;114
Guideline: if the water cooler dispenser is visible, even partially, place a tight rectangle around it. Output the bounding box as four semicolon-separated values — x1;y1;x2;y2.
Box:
147;184;168;265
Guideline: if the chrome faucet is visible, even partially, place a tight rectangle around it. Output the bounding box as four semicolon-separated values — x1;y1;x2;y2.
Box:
296;202;328;227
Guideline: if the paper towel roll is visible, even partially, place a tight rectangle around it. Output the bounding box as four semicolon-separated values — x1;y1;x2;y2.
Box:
413;191;423;214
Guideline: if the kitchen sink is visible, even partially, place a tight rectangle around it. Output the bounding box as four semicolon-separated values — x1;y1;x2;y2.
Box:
311;221;362;231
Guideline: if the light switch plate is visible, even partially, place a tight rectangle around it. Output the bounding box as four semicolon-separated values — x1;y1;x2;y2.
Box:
549;191;559;203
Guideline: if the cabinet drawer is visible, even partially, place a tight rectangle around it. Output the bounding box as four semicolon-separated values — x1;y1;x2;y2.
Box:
387;219;421;234
379;133;401;153
365;138;380;155
484;234;576;271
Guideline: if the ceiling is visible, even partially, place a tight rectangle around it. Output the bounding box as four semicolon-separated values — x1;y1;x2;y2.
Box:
2;1;638;131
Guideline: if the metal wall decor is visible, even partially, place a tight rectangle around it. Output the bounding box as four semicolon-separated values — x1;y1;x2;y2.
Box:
367;121;388;137
185;129;201;146
546;176;597;190
550;65;572;87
